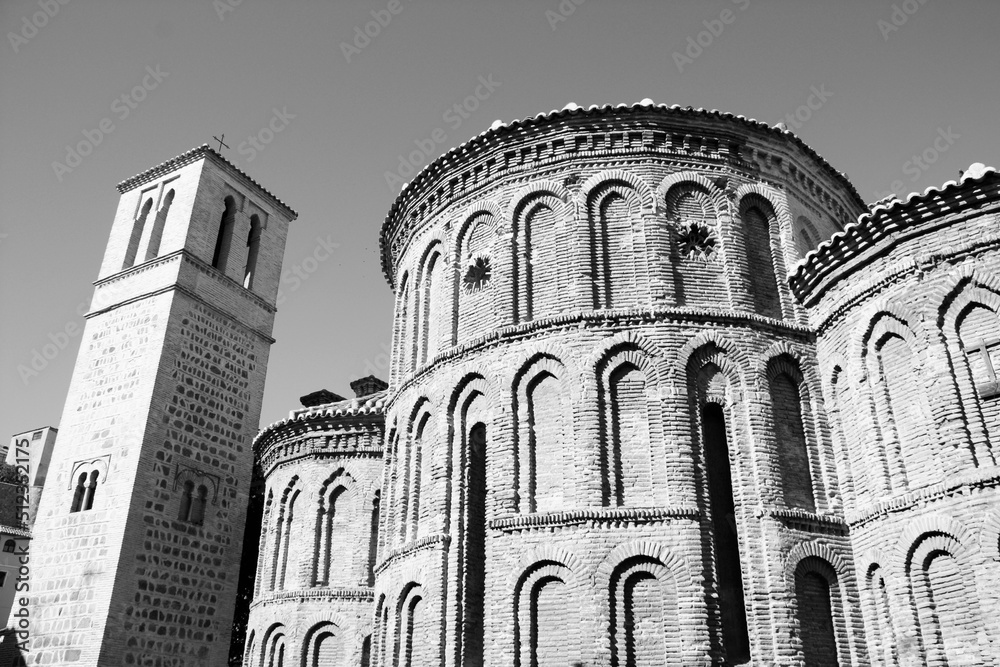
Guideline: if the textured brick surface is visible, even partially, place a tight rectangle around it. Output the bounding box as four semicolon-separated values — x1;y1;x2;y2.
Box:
28;152;293;666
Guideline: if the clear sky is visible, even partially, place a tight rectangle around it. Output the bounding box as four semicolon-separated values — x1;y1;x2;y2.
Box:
2;0;998;436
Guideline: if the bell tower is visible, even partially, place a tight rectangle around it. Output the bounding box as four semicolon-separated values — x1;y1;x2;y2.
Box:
29;146;296;666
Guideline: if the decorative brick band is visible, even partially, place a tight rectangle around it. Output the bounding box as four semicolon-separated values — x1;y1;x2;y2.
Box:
488;506;701;532
373;533;450;575
762;508;848;534
249;586;374;610
847;467;1000;528
388;304;814;404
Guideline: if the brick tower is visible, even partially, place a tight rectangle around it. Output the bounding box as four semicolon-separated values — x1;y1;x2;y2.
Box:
28;146;295;666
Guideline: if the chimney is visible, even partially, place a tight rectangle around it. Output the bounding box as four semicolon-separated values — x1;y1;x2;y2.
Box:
299;389;345;408
350;375;388;398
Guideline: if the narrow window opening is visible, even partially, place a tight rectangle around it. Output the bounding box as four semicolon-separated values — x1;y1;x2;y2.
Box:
243;214;262;289
2;540;15;553
144;189;174;261
83;470;99;511
212;196;237;272
796;567;839;667
366;492;380;586
70;472;87;513
462;423;487;667
360;635;372;667
190;484;208;526
123;199;153;269
702;403;751;662
770;372;817;513
178;480;195;521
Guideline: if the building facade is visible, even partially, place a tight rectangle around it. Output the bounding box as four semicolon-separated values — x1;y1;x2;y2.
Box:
28;146;295;666
245;103;999;667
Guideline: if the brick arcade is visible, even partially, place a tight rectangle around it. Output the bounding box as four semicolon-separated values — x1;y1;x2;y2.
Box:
29;102;1000;666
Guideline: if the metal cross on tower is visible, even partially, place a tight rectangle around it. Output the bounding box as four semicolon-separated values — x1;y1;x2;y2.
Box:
212;134;230;152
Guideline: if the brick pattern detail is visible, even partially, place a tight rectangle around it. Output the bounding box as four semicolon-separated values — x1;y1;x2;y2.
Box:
28;154;293;667
245;116;1000;667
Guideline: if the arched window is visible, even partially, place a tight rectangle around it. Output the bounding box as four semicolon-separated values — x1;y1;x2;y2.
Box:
740;198;783;319
408;412;434;540
316;484;350;587
366;492;380;586
457;212;500;342
414;245;446;368
2;540;15;553
123;198;153;269
664;185;726;308
589;185;643;310
702;402;751;663
768;364;817;513
212;196;237;272
396;586;432;667
243;214;262;289
144;189;174;261
178;480;195;521
866;565;896;666
958;304;1000;441
514;197;569;322
869;319;935;489
276;490;298;590
514;562;580;667
462;422;487;666
83;470;99;511
189;484;208;526
609;556;678;666
392;273;411;379
524;370;569;513
602;361;653;507
70;472;87;513
794;557;841;667
303;622;341;667
908;534;984;665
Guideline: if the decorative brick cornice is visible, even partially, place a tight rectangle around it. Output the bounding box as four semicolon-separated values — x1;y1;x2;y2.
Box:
847;466;1000;528
116;144;297;219
248;587;374;610
762;508;848;535
790;165;1000;306
380;102;866;288
254;390;387;462
374;533;450;575
488;507;700;533
387;305;814;406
